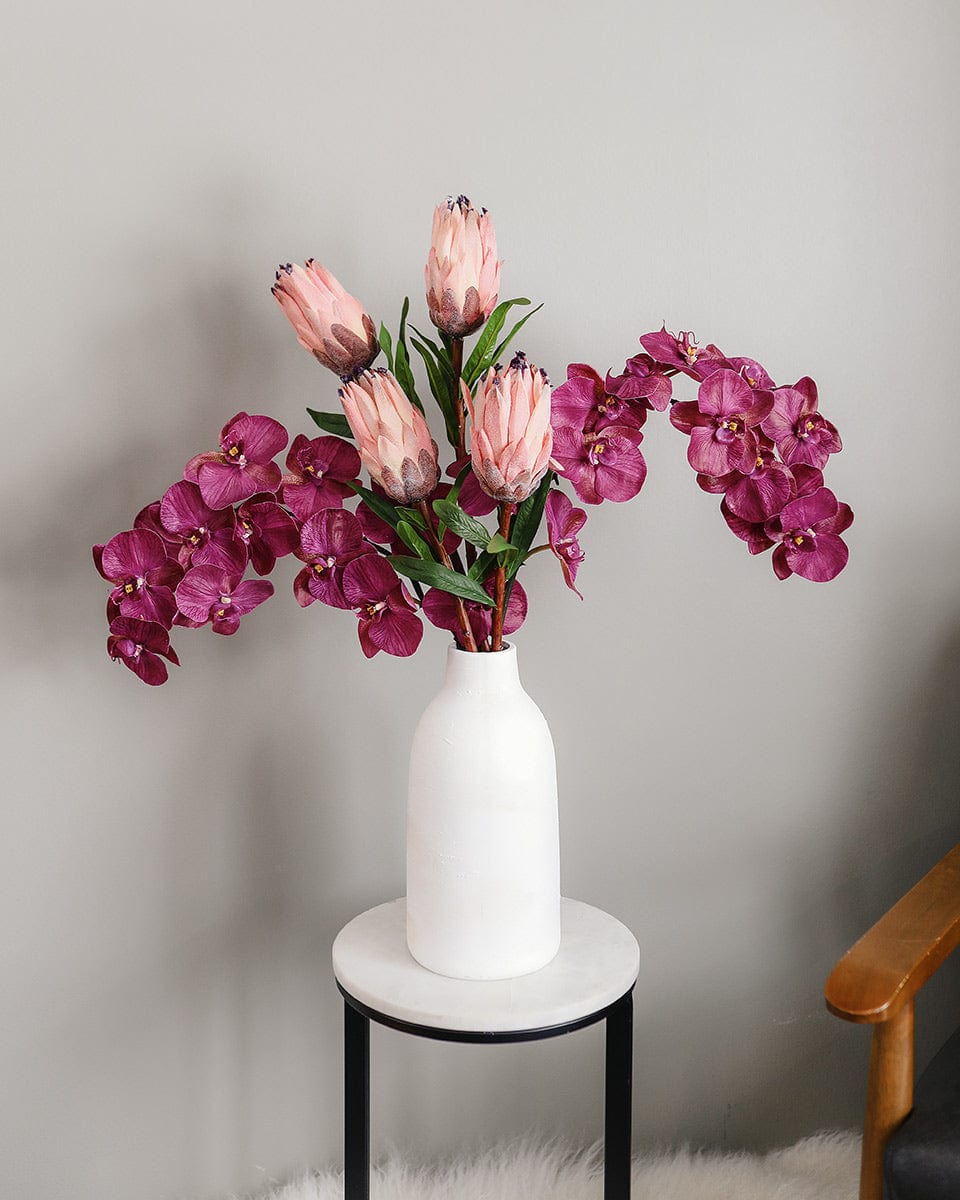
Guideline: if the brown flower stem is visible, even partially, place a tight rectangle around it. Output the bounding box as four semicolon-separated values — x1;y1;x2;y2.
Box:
452;337;466;460
418;499;478;653
491;505;515;652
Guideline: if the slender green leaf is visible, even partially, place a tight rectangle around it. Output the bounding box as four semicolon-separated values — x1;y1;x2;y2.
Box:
505;471;554;591
398;507;428;531
306;408;354;438
432;498;492;548
398;296;410;345
411;338;458;446
486;533;516;555
378;322;394;372
396;520;434;561
447;459;473;505
489;303;544;368
394;338;425;414
463;298;530;385
389;556;495;606
348;482;401;531
410;325;455;386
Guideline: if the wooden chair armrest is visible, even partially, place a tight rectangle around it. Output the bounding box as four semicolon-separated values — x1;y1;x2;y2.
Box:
825;843;960;1024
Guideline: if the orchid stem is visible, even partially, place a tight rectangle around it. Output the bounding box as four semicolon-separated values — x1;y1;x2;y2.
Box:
418;498;478;653
491;505;514;652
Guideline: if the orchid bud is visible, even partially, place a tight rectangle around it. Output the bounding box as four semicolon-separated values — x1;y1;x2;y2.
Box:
339;369;440;505
425;195;501;338
272;261;379;379
466;352;552;504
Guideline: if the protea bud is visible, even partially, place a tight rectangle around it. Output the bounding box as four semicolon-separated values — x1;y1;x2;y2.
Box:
466;352;552;504
272;261;379;379
339;369;440;505
425;196;501;338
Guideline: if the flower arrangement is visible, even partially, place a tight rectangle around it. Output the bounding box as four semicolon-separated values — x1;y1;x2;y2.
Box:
93;196;853;684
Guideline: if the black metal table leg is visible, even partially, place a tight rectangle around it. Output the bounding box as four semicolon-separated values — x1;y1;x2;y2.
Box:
603;989;634;1200
344;999;370;1200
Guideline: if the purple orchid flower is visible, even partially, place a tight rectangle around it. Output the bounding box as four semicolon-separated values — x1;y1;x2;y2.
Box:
639;326;726;381
445;458;498;518
550;364;647;437
293;508;374;609
184;412;288;510
765;487;853;582
760;377;842;470
159;480;246;574
720;461;827;555
280;434;362;522
550;423;647;505
236;496;300;576
697;446;794;523
341;554;423;658
604;352;672;412
175;565;274;634
107;615;180;685
727;356;775;391
545;490;586;598
94;528;183;628
670;369;774;476
422;578;528;647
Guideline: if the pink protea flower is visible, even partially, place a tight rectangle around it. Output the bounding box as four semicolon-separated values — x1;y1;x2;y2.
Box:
107;616;180;686
94;528;183;628
425;195;500;338
422;579;528;646
339;369;440;505
281;433;362;522
293;508;374;609
550;423;647;505
184;412;287;510
272;261;379;378
175;566;273;635
159;480;246;575
466;352;552;504
341;554;423;658
670;369;774;476
766;487;853;582
545;490;586;598
235;496;299;576
760;377;842;469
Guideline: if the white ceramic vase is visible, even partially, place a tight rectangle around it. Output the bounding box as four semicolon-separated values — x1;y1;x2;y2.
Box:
406;643;562;980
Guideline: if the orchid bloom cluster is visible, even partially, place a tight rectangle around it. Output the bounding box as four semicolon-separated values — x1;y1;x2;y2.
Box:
94;196;852;684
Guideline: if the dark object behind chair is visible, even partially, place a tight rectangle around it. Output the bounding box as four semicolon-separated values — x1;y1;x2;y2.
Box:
825;844;960;1200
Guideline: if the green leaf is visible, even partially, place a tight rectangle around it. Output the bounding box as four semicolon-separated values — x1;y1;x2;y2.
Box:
398;507;429;531
489;302;544;367
410;337;458;445
410;326;455;386
446;459;473;505
394;338;425;414
464;298;530;386
389;556;495;606
486;533;516;555
432;498;492;548
396;520;434;561
378;322;394;372
505;472;554;589
348;482;401;530
467;550;496;583
306;408;354;438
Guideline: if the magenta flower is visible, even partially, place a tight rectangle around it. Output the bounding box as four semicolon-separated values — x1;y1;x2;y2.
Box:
639;326;726;381
184;412;287;510
720;500;776;556
551;363;647;436
670;369;773;476
550;423;647;505
293;508;374;609
175;566;273;634
444;457;498;517
604;353;672;412
545;490;586;598
698;446;794;523
281;434;362;522
107;616;180;686
760;377;842;470
766;487;853;582
236;497;300;576
159;480;245;574
341;554;423;658
94;529;183;628
728;356;775;391
422;578;528;646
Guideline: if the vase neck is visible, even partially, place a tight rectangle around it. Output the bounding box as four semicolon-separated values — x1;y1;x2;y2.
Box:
443;643;521;693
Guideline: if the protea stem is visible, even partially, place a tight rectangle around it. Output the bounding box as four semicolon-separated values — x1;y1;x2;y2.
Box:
452;337;465;460
491;505;514;652
418;499;478;653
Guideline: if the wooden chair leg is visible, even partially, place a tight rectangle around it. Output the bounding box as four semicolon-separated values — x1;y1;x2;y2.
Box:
860;1001;914;1200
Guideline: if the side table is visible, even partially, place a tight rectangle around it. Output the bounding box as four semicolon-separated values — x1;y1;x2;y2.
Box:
332;897;640;1200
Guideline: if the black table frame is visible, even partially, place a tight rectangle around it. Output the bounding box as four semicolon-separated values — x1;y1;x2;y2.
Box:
338;982;635;1200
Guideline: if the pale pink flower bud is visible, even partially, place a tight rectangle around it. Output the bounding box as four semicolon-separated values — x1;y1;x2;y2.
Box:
272;260;379;378
339;369;440;505
425;195;501;338
466;352;553;505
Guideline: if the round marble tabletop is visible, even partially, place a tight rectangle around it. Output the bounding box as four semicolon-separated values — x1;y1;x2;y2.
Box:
332;897;640;1033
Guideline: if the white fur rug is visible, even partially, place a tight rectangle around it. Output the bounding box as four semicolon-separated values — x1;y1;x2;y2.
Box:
251;1132;860;1199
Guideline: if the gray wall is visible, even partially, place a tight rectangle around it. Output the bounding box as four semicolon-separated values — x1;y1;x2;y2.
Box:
3;2;959;1198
